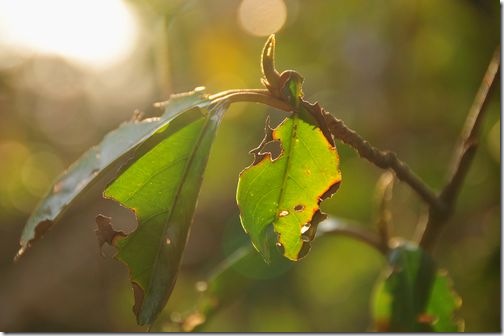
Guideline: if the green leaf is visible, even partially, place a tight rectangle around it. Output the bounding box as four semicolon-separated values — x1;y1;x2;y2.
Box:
98;101;227;325
17;88;210;258
372;242;463;332
236;101;341;262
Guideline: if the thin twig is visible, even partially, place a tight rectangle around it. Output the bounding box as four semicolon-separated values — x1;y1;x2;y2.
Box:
318;219;388;254
420;46;500;249
208;88;272;100
441;47;501;208
374;171;395;249
209;90;291;112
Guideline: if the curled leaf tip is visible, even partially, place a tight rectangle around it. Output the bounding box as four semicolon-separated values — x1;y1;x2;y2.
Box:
15;219;54;261
261;34;281;93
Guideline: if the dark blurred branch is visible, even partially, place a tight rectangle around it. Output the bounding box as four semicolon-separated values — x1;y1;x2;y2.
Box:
420;46;500;249
440;47;500;209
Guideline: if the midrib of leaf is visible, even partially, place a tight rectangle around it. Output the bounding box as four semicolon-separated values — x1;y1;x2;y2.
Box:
18;89;210;257
275;115;298;221
122;156;189;205
142;109;215;301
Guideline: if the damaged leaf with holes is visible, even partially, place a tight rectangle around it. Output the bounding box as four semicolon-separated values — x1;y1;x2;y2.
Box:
236;74;341;262
372;243;463;332
17;88;210;259
96;102;227;326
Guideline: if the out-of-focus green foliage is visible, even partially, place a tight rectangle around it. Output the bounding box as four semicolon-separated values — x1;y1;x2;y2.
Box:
372;243;463;332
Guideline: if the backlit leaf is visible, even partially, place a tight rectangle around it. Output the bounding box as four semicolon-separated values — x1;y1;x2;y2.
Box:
99;101;227;325
236;85;341;261
372;242;463;332
17;88;210;258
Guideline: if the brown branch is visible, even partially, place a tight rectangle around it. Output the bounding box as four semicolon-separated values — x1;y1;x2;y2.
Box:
208;88;272;100
318;220;388;254
209;89;291;112
374;171;395;249
214;89;445;214
324;112;445;212
420;46;500;249
213;89;445;214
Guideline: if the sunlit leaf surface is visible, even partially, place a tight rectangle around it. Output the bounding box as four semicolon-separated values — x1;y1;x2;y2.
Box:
237;106;341;261
237;69;341;262
101;102;227;325
18;88;210;258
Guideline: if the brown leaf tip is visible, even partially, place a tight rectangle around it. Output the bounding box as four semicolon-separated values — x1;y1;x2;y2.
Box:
131;281;144;319
14;248;25;262
15;219;54;262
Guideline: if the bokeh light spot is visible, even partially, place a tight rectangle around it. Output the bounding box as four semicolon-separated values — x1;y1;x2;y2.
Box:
21;151;64;197
238;0;287;37
0;0;139;69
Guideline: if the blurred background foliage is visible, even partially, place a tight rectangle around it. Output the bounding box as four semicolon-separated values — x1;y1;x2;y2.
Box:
0;0;500;332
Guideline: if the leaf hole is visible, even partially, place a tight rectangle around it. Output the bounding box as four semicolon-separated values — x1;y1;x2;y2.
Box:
259;140;282;160
279;210;289;217
275;241;285;255
300;223;311;234
294;204;304;211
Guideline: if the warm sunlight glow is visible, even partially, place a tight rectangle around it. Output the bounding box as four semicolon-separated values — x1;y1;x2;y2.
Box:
0;0;138;68
238;0;287;37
